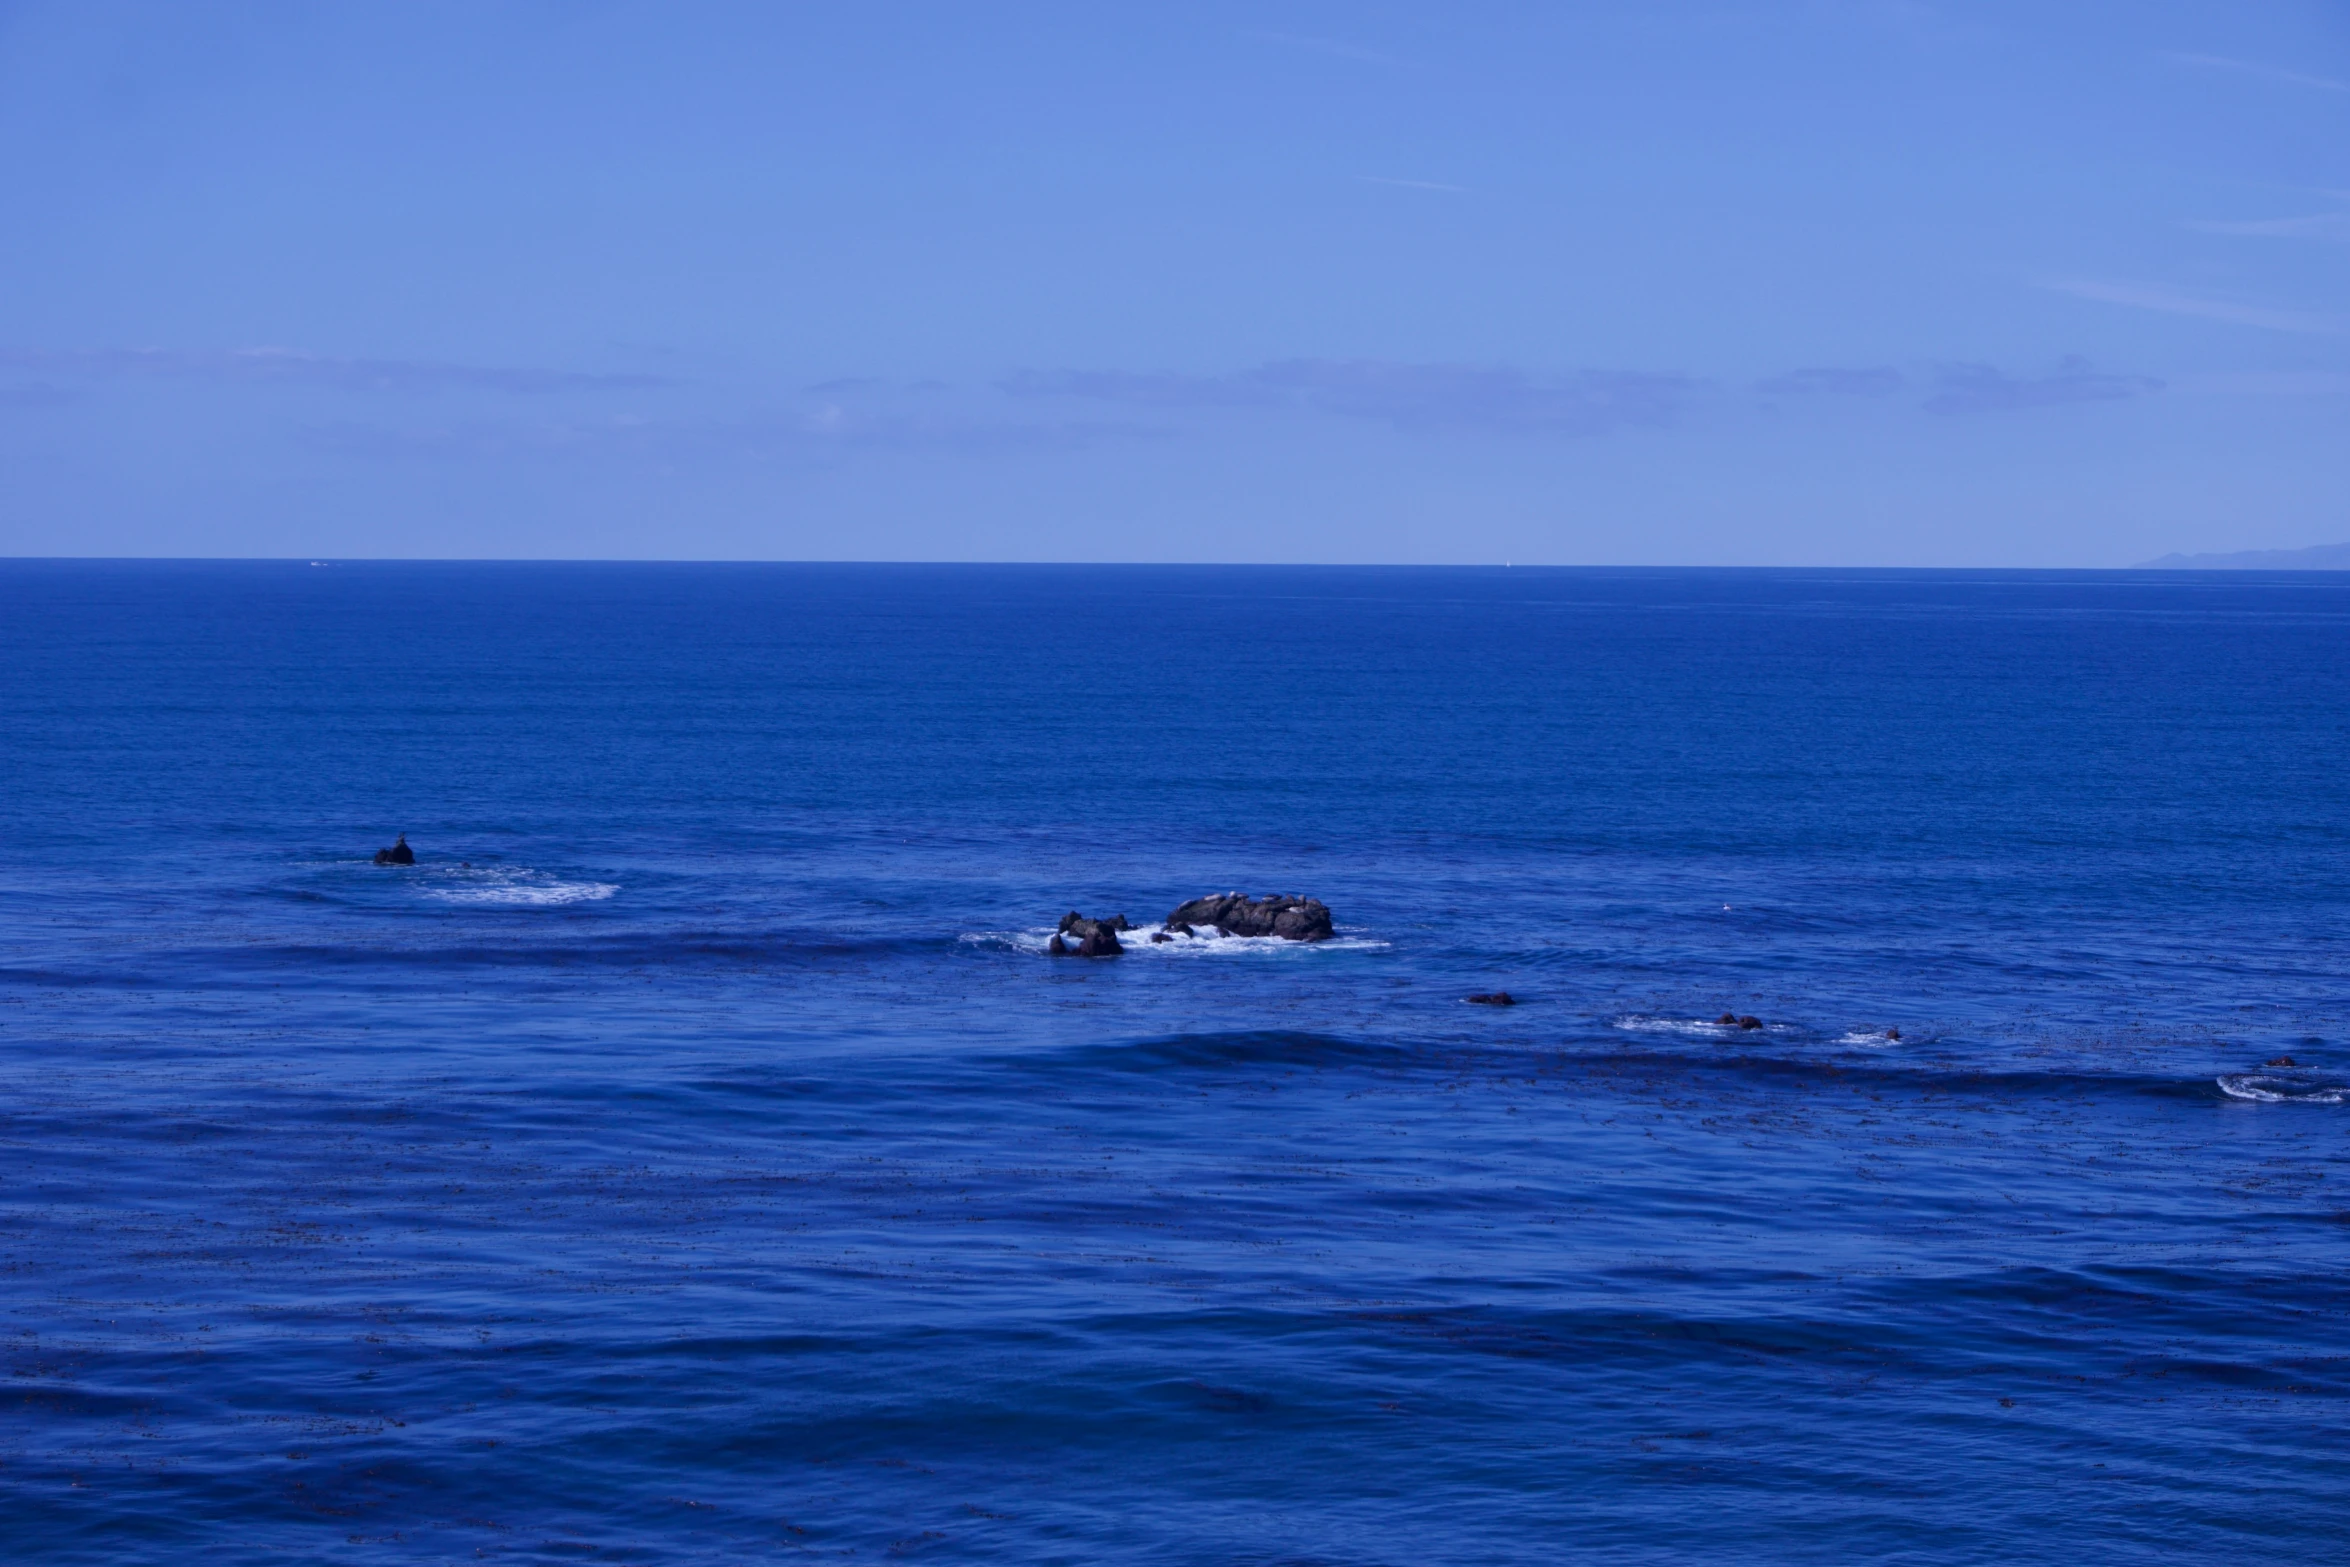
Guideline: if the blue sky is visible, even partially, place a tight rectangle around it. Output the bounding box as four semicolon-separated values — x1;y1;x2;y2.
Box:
1;1;2344;564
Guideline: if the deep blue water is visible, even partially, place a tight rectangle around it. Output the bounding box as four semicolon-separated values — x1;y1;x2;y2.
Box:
1;561;2345;1565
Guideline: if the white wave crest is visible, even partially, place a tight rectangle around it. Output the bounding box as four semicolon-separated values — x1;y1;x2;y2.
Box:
2216;1074;2346;1105
1615;1015;1790;1037
1615;1015;1732;1036
1836;1030;1903;1047
966;922;1388;956
422;867;617;907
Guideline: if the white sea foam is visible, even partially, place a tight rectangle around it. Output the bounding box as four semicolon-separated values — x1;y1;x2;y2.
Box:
1836;1030;1903;1047
969;922;1387;956
2216;1074;2347;1105
1615;1015;1733;1036
422;867;617;907
1615;1015;1792;1037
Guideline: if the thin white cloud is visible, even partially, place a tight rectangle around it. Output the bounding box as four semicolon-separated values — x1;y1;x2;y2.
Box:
2162;51;2348;94
1356;175;1467;193
1756;366;1905;398
1006;360;1700;436
2168;370;2350;398
303;407;1162;461
1921;358;2161;416
2190;212;2350;242
1245;29;1392;66
0;345;671;393
2038;278;2341;336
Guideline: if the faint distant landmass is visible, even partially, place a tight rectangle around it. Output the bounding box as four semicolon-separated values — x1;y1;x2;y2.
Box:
2137;541;2350;570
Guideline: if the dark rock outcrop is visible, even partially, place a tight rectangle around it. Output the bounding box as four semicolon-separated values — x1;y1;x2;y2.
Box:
1715;1012;1763;1030
1058;912;1132;939
1051;913;1124;957
2266;1055;2298;1068
1465;992;1516;1006
373;834;415;866
1163;893;1333;942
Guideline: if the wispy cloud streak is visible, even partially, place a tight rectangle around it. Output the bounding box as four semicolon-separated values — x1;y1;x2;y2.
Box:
2040;278;2340;335
0;381;69;409
301;407;1160;461
2163;51;2348;94
1757;366;1905;397
1922;358;2161;415
1245;29;1393;66
2191;212;2350;243
0;346;671;393
1006;359;1699;436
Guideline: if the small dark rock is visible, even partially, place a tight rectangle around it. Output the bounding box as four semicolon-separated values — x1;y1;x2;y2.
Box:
1048;935;1070;956
1737;1015;1763;1031
372;834;415;866
2266;1055;2298;1068
1149;931;1173;944
1465;992;1516;1007
1173;922;1195;937
1076;927;1123;958
1716;1012;1738;1026
1164;893;1333;942
1886;1027;1901;1042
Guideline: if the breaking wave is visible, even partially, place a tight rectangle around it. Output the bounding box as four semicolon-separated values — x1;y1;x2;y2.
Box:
966;922;1389;956
1615;1014;1795;1038
2215;1073;2347;1105
420;867;618;907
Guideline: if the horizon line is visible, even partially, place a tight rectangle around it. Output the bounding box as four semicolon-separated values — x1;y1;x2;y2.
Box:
4;555;2348;574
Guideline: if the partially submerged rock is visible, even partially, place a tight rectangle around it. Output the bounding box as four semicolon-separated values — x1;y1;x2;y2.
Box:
1050;913;1124;957
1058;912;1132;940
1164;893;1333;942
1716;1012;1762;1031
1465;992;1516;1006
373;834;415;866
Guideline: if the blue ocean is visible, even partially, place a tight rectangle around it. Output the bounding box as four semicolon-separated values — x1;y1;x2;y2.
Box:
1;561;2344;1565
